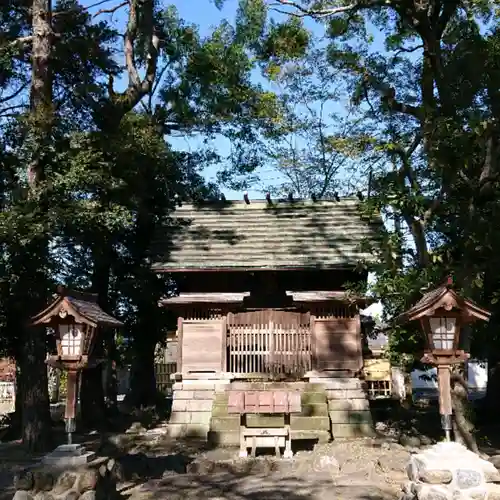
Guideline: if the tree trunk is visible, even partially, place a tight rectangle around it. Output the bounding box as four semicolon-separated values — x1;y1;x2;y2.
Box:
484;360;500;421
451;368;479;453
16;0;55;452
103;332;118;414
80;365;106;430
79;242;112;427
48;366;60;403
19;325;52;452
127;334;158;408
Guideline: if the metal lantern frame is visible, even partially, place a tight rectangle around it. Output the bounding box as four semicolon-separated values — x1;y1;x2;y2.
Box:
30;287;123;443
396;278;490;440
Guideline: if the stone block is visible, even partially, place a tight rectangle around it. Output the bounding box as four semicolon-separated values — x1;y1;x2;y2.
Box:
290;429;331;443
42;446;96;468
185;423;210;438
171;399;188;412
164;423;209;439
187;399;213;412
173;390;194;400
291;415;330;431
165;424;189;438
331;422;374;438
300;403;329;417
311;377;362;390
345;389;368;399
245;414;285;427
328;399;370;411
301;391;327;405
329;410;372;425
485;469;500;483
419;470;453;484
413;483;452;500
189;412;212;425
210;416;240;432
169;412;191;424
325;389;347;400
213;393;229;404
403;442;500;500
207;430;240;447
211;404;229;417
180;380;217;390
194;390;215;400
487;483;500;500
229;381;266;391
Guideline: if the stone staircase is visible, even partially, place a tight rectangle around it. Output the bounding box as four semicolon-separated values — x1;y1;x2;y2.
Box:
314;376;374;438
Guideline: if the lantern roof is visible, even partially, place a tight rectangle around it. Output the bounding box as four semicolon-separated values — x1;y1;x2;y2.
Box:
395;279;491;324
31;286;123;328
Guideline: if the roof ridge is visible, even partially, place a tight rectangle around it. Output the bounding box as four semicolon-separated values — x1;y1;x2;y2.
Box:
175;197;361;209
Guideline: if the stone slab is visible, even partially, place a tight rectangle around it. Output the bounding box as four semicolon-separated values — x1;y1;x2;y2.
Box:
291;415;330;431
42;450;96;467
329;410;373;424
210;416;240;432
331;422;375;438
328;399;370;411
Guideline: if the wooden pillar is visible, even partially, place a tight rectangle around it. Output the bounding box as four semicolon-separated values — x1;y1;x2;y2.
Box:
65;369;79;420
437;365;452;416
437;364;452;440
310;313;317;370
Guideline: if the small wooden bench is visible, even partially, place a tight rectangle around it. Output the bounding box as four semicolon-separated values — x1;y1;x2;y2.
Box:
227;390;302;459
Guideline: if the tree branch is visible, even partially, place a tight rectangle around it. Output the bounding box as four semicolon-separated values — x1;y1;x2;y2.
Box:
363;73;424;121
92;1;127;18
0;83;28;104
268;0;388;18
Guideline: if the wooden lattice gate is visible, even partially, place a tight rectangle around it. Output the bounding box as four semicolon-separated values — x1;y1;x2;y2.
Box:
227;309;311;378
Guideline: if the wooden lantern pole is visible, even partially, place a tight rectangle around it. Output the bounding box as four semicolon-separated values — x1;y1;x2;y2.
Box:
437;364;452;441
64;369;79;445
396;279;491;443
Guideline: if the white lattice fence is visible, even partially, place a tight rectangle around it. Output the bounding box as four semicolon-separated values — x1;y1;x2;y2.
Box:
0;381;15;414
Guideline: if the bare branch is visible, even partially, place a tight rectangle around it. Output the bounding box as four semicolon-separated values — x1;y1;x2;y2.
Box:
0;104;27;117
269;0;390;18
393;44;424;58
92;1;127;18
0;83;28;104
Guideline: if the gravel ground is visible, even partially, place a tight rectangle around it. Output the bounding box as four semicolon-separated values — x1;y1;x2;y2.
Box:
123;438;410;500
0;432;411;500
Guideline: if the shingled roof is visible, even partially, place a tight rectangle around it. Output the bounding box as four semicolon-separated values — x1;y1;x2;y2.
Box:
31;288;123;328
151;198;382;272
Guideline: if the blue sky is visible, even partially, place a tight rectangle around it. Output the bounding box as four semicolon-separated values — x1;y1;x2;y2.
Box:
81;0;389;200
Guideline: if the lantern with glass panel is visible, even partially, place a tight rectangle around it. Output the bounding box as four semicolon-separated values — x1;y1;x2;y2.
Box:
30;286;123;444
396;277;490;440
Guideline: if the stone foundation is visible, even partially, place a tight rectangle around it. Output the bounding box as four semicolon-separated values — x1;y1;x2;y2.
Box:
402;442;500;500
309;376;374;438
166;375;373;443
165;378;230;439
12;460;119;500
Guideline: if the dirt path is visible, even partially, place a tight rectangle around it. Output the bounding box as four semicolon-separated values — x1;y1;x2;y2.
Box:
123;439;409;500
128;472;399;500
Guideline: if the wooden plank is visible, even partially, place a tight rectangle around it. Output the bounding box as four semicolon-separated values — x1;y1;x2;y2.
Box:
177;316;184;373
181;320;224;373
314;316;362;371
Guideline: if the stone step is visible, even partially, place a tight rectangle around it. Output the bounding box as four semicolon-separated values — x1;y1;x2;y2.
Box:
325;388;367;400
331;422;375;438
328;399;370;411
329;409;373;425
291;429;331;443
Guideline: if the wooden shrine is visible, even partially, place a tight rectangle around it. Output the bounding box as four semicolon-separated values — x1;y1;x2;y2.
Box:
152;197;381;445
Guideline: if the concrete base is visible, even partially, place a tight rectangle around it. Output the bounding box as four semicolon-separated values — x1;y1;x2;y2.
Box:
42;444;96;467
